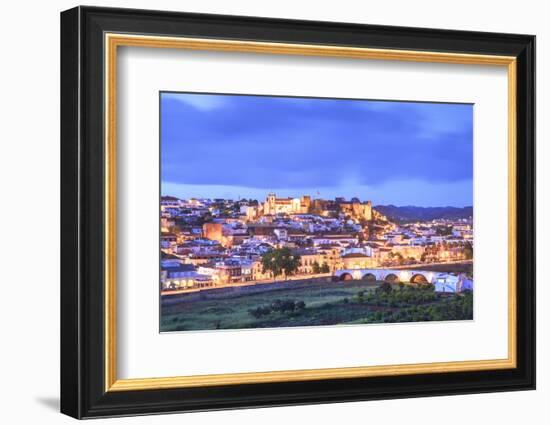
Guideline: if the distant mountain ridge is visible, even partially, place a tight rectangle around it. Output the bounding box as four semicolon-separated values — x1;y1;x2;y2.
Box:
373;205;473;223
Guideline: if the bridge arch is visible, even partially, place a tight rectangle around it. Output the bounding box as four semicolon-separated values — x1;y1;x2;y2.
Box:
384;273;399;283
339;272;354;281
362;272;377;282
410;273;428;284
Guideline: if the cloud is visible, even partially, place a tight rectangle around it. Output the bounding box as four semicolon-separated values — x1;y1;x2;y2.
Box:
162;92;227;111
160;92;473;206
356;100;399;112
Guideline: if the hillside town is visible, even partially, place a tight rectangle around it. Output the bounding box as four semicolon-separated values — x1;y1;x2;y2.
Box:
160;193;473;293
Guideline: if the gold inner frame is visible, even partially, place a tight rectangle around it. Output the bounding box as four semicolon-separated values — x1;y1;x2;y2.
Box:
104;33;517;392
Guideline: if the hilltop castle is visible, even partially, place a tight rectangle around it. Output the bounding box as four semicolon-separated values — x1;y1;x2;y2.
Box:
261;192;372;221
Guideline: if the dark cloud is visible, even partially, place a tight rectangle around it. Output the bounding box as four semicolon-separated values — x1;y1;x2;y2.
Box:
161;93;473;195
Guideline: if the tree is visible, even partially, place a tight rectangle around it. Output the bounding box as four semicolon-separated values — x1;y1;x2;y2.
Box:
377;281;393;294
393;253;404;265
168;224;182;235
463;242;473;259
312;261;321;274
261;247;301;280
436;225;453;236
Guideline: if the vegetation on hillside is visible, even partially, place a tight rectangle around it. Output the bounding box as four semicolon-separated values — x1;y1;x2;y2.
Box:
161;278;473;332
374;205;473;223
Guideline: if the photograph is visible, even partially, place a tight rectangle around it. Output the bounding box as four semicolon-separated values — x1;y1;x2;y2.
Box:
159;92;475;332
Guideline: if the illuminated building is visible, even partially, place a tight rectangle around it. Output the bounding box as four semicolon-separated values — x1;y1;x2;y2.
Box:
341;252;377;269
338;199;373;220
202;222;223;243
263;193;311;215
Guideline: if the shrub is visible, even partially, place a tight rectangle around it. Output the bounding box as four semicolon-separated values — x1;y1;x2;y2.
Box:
377;281;393;294
249;299;306;318
248;305;272;318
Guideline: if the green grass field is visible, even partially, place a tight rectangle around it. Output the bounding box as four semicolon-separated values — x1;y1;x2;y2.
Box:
160;279;473;332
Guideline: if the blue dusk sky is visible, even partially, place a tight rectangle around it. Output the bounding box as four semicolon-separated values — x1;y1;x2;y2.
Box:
161;92;473;207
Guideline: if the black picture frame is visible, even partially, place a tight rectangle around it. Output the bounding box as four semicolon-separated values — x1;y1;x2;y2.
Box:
61;5;536;419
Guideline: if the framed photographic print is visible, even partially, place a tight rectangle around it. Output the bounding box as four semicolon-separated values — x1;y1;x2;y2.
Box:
60;6;536;419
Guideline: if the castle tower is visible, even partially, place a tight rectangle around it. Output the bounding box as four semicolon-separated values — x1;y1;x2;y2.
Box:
264;192;276;215
301;195;311;213
364;201;373;221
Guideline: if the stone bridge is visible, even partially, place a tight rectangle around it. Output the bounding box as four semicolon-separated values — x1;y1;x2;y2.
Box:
334;268;436;284
333;268;473;293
